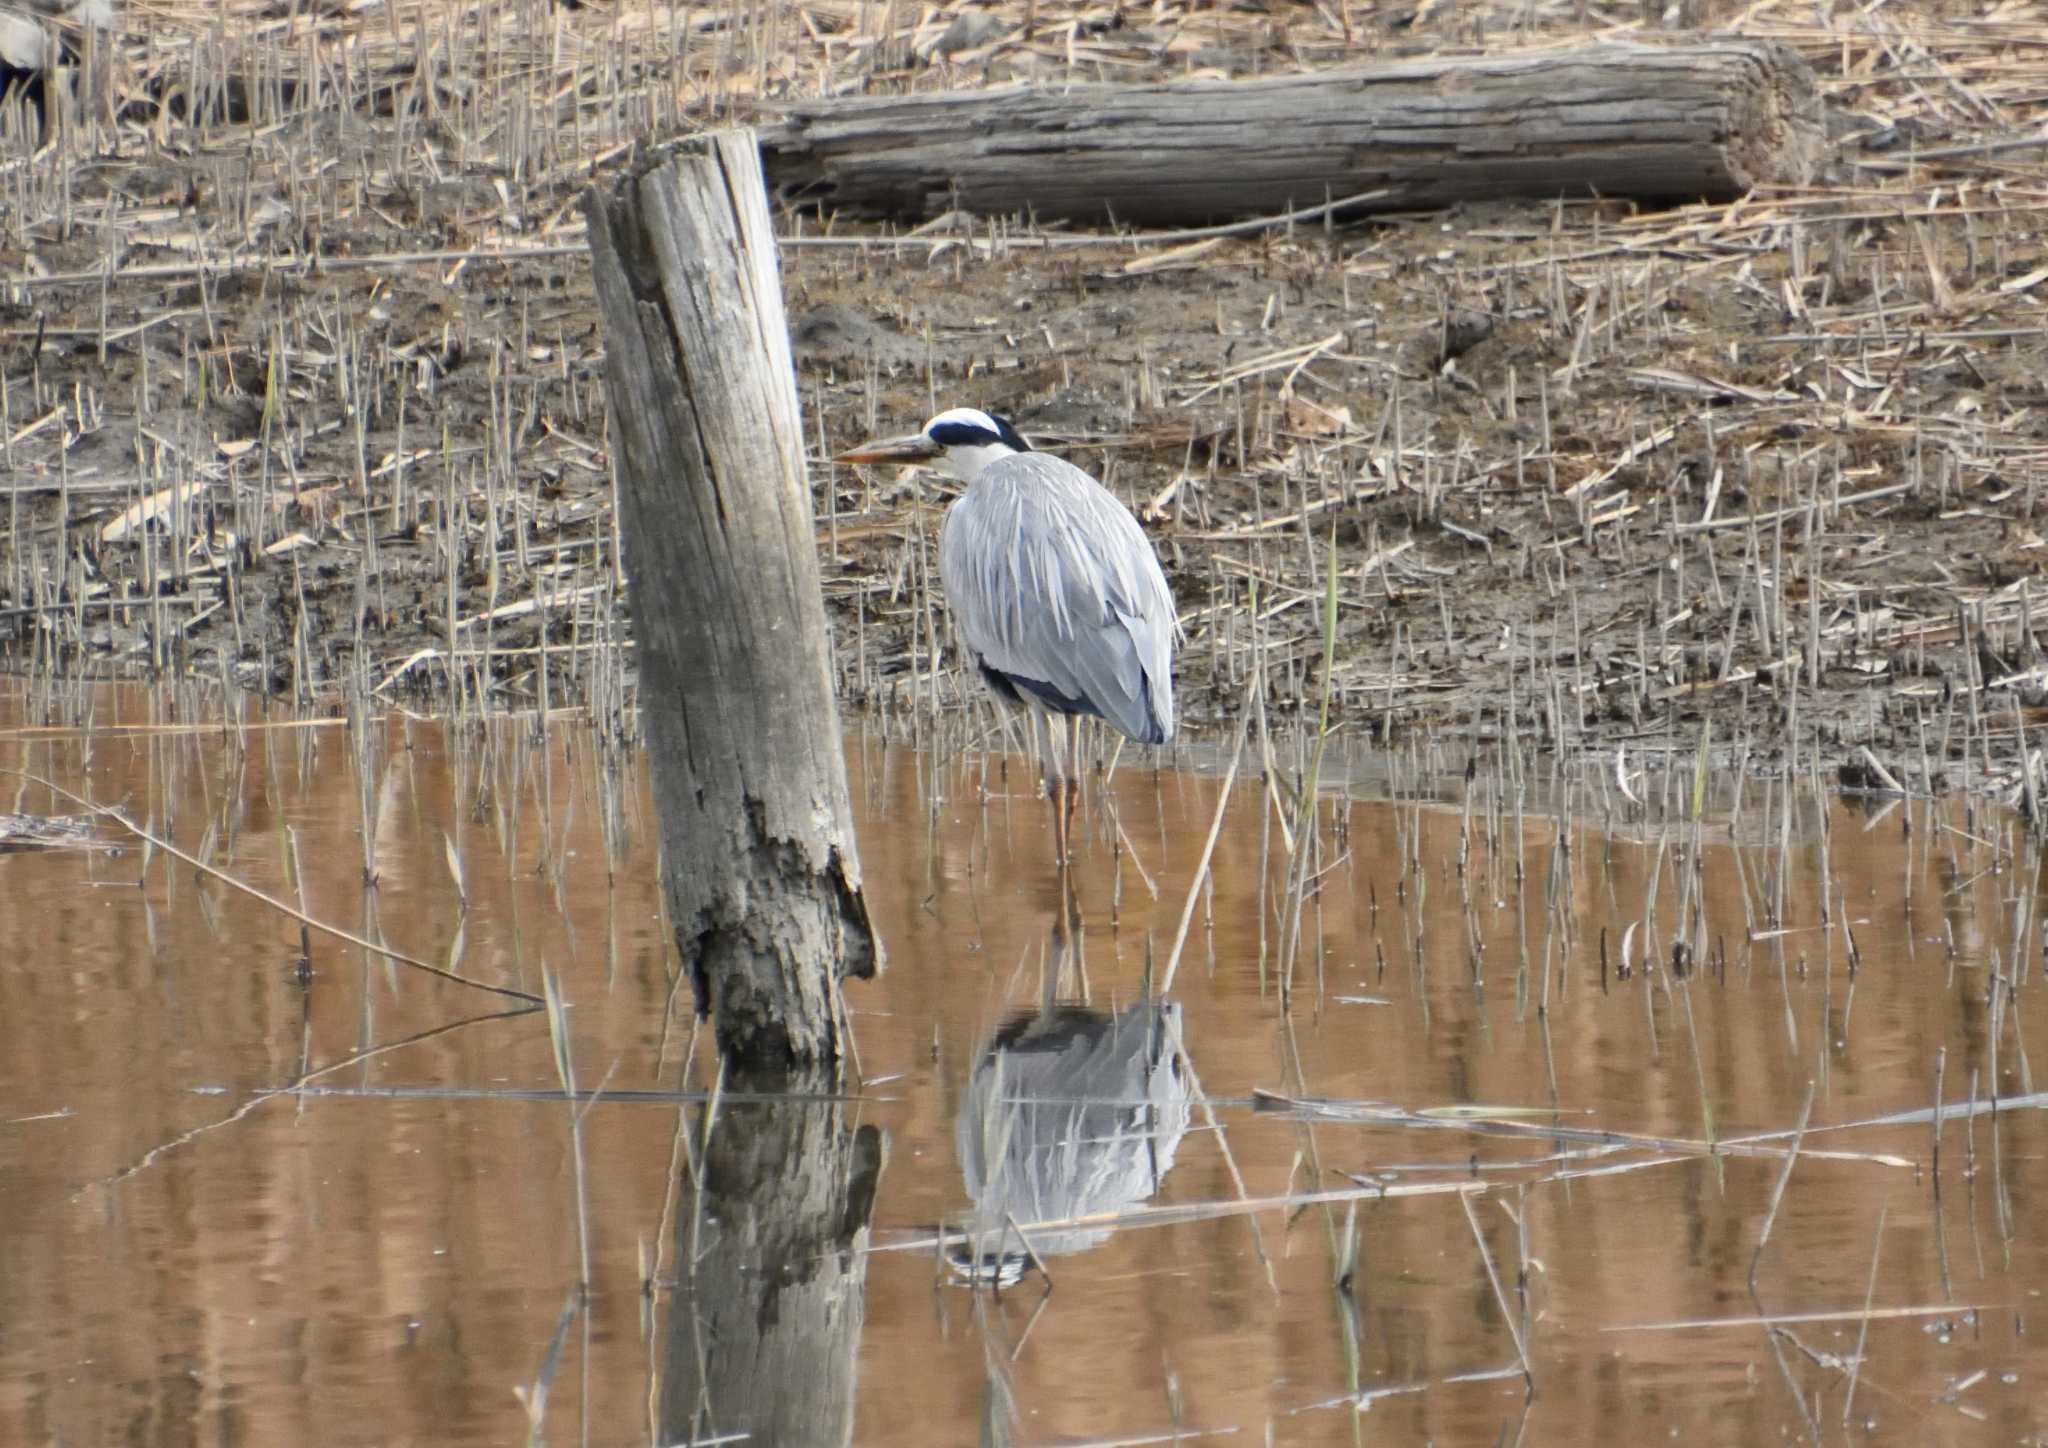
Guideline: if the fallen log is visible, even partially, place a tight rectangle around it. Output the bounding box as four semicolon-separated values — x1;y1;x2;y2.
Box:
761;39;1830;226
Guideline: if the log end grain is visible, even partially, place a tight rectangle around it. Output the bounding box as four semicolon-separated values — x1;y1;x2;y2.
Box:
1709;37;1833;192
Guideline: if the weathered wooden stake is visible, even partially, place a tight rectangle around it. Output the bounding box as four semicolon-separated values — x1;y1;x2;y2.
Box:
584;130;878;1073
762;38;1831;226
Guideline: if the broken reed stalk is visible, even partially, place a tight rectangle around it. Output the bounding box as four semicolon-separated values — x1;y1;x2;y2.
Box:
100;1003;539;1188
541;964;599;1296
1460;1189;1534;1391
1160;671;1257;997
1;766;541;1003
1840;1206;1888;1426
513;1291;584;1440
1278;535;1341;1005
1746;1080;1816;1295
1930;1047;1947;1188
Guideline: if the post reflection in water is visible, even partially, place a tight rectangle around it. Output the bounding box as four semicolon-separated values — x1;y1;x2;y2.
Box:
661;1075;884;1447
948;901;1192;1287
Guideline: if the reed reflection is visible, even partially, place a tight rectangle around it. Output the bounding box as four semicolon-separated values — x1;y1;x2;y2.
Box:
949;900;1192;1285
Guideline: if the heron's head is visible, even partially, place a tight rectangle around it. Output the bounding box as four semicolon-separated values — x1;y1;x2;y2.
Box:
834;407;1029;484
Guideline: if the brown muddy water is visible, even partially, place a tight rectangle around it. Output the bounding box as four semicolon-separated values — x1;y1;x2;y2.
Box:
1;679;2044;1447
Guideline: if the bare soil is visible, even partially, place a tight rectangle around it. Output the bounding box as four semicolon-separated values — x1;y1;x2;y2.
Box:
3;0;2045;806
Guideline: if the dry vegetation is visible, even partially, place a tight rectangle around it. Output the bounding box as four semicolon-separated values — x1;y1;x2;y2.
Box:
3;0;2046;808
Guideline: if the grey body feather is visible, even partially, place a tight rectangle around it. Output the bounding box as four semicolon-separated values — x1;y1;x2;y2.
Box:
938;450;1176;744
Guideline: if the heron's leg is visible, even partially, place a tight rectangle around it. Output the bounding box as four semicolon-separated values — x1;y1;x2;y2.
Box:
1052;770;1072;869
1032;707;1068;866
1060;715;1082;852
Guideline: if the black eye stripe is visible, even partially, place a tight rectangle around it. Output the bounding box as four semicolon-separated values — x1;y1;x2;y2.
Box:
928;421;1002;448
928;414;1032;453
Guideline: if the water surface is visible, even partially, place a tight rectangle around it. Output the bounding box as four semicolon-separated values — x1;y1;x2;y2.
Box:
1;681;2042;1445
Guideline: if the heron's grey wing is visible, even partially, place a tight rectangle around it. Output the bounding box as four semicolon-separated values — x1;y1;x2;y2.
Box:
939;454;1176;744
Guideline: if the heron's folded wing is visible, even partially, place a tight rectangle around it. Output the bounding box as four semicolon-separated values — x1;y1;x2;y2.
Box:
939;458;1172;742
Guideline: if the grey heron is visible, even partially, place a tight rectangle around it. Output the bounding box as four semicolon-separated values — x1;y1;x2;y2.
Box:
835;408;1176;866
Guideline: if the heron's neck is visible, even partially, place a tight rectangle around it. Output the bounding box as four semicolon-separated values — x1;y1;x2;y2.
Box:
939;443;1019;483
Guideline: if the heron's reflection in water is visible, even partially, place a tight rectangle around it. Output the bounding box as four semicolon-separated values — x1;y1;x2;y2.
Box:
949;902;1192;1286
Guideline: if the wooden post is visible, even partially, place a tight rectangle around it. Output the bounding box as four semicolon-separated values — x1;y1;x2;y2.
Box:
761;38;1830;226
583;131;878;1073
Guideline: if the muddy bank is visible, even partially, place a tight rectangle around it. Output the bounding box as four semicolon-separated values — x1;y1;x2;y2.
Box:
2;0;2044;808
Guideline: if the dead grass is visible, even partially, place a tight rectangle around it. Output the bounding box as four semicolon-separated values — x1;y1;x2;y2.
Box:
1;0;2045;807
